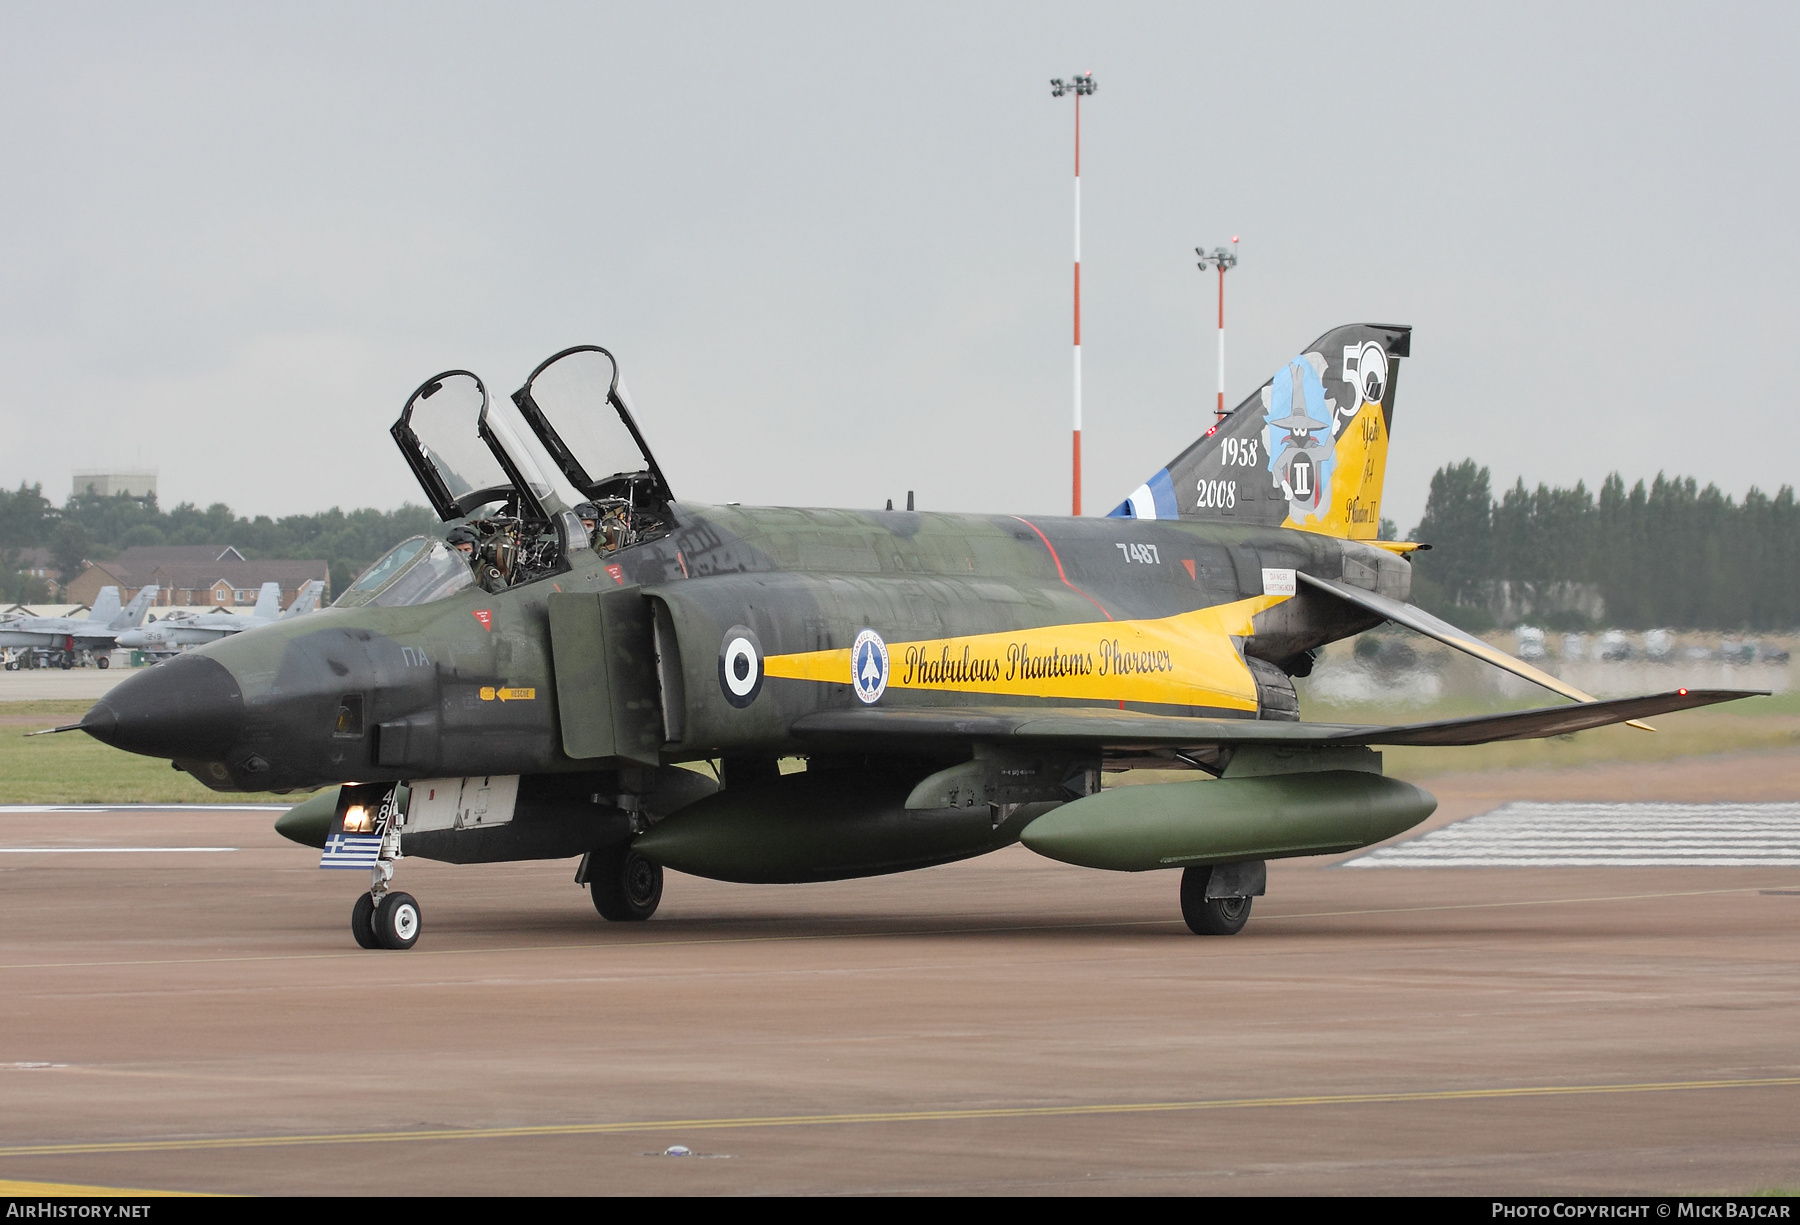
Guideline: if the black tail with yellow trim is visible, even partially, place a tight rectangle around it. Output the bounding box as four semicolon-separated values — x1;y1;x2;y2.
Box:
1109;323;1410;539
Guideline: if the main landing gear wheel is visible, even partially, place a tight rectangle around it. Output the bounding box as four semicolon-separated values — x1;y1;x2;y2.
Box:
375;892;421;949
1180;867;1252;936
350;892;380;949
96;656;108;669
590;846;662;922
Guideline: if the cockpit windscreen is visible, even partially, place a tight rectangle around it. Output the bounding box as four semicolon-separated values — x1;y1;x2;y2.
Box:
333;537;475;609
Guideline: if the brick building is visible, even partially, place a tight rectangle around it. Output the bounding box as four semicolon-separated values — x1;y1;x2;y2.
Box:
64;546;330;609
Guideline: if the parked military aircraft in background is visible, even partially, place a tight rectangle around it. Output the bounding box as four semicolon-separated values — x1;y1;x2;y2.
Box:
116;580;325;655
2;585;159;668
59;328;1760;950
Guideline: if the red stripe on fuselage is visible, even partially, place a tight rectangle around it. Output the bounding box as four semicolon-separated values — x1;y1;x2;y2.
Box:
1010;516;1112;622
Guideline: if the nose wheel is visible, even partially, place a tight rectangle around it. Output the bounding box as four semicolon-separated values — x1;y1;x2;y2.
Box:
351;890;422;949
351;893;379;949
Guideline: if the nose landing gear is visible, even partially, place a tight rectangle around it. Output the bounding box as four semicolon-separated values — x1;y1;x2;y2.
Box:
350;888;421;950
333;785;424;950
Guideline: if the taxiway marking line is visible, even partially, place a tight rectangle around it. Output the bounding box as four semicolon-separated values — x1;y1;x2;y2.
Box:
0;1178;209;1197
0;884;1785;973
1256;884;1793;921
0;806;286;814
2;1076;1797;1158
0;847;237;854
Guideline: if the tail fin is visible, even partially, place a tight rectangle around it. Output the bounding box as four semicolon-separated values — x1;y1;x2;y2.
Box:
250;582;282;620
1109;322;1410;539
88;587;121;625
110;586;157;630
283;580;324;618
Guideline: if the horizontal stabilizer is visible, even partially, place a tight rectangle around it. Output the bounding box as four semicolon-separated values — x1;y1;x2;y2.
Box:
790;688;1763;752
1345;689;1762;745
1292;571;1643;719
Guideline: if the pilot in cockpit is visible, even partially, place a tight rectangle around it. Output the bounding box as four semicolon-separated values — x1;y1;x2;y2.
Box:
573;502;600;549
447;523;479;562
447;524;508;593
575;499;635;554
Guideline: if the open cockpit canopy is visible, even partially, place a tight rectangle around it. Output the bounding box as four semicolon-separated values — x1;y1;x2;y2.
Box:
385;347;675;590
390;372;514;522
512;346;673;509
391;348;673;525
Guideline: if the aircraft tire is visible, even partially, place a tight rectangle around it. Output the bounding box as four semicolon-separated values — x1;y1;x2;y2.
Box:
350;893;380;949
1179;867;1252;936
375;892;421;950
591;846;662;922
60;657;72;670
97;656;109;669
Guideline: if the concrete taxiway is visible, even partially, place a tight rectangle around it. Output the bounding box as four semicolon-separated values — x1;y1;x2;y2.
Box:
0;668;128;701
0;751;1797;1196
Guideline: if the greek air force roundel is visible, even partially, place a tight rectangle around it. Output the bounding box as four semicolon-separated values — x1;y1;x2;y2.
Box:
851;628;889;705
718;625;763;707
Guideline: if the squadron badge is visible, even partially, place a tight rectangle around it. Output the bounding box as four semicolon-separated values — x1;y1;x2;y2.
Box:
1263;352;1337;520
851;628;889;704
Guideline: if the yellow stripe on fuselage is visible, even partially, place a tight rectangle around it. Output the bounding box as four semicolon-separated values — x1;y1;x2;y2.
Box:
762;594;1288;710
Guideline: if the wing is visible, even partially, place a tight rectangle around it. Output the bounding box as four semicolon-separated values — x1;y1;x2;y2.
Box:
791;688;1762;755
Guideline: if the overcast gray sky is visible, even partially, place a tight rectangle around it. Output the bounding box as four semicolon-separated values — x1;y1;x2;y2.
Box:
2;2;1793;532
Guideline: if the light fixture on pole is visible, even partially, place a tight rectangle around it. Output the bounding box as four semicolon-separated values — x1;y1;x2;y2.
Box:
1051;71;1096;515
1196;237;1239;421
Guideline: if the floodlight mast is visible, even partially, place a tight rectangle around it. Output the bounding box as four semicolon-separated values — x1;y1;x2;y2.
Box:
1051;72;1095;515
1196;237;1239;421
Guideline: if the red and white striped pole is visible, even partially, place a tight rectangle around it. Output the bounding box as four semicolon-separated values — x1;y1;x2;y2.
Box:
1052;73;1095;515
1215;251;1225;419
1072;91;1082;516
1197;237;1239;421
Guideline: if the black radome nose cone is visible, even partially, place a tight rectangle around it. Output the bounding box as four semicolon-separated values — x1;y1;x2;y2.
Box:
77;702;118;744
81;654;245;762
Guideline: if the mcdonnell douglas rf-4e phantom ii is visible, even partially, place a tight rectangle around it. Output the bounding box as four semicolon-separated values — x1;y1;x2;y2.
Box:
60;326;1761;949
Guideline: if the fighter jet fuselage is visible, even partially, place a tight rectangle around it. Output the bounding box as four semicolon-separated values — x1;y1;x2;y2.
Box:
84;505;1392;794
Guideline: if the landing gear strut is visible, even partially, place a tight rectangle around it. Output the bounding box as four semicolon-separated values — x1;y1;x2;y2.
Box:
1179;860;1266;936
584;844;663;921
345;785;420;949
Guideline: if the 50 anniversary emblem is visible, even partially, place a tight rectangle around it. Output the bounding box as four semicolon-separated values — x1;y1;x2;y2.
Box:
718;625;763;707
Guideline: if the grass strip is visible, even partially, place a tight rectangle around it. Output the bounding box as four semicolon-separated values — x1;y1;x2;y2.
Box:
0;701;315;805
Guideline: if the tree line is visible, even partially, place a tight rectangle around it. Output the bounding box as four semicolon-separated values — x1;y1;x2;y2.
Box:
1410;461;1796;631
7;467;1788;631
0;483;441;603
